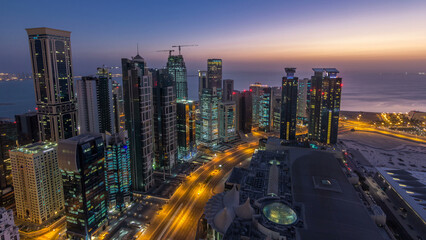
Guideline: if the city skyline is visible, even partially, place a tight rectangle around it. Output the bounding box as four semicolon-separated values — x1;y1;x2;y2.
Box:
1;1;426;77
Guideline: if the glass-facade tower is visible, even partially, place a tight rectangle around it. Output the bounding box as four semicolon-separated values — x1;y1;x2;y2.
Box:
308;68;342;144
26;27;78;142
58;134;108;239
280;68;298;141
167;55;188;100
151;68;177;172
176;99;197;161
122;54;154;192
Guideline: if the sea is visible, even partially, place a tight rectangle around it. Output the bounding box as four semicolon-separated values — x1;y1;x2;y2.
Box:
0;72;425;121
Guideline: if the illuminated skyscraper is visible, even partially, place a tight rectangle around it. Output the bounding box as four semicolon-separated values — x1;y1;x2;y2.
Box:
10;142;64;224
271;86;282;133
167;55;188;100
77;67;114;134
280;68;298;141
103;131;132;211
58;134;108;239
26;27;78;142
198;70;208;100
249;83;268;128
259;86;273;132
176;99;197;161
207;59;222;89
308;68;342;144
218;101;237;142
200;88;219;147
122;54;154;192
112;80;126;132
297;78;310;121
0;121;16;190
151;68;177;172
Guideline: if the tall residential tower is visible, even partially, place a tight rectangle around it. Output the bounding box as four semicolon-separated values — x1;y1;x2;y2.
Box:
26;27;78;142
167;55;188;100
122;54;154;192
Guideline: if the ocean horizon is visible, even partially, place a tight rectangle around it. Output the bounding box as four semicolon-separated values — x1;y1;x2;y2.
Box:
0;71;425;121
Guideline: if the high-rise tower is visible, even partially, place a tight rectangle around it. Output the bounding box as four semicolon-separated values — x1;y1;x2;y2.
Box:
280;68;298;141
198;70;208;100
207;59;222;89
58;134;107;239
167;55;188;100
222;79;234;102
26;28;78;142
10;142;64;224
151;68;177;172
122;54;154;192
77;67;114;134
297;78;310;121
308;68;342;144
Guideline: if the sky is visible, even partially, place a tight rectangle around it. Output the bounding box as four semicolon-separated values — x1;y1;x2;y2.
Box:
1;0;426;78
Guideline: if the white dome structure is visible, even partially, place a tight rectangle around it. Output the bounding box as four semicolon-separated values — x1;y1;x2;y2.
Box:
223;185;239;208
235;197;254;220
213;207;235;234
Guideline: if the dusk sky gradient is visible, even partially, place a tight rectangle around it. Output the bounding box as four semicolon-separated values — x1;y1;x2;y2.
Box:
1;0;426;77
0;0;426;113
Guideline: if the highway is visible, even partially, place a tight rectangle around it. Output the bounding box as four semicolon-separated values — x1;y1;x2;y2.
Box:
340;120;426;144
139;141;258;240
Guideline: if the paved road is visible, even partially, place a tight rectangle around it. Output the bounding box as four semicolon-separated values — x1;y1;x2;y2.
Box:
139;141;257;240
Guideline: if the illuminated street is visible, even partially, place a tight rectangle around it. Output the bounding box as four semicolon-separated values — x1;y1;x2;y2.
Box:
340;120;426;144
139;140;258;240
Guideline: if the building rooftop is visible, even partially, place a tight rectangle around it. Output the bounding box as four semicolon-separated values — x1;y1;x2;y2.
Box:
377;167;426;222
204;137;384;240
26;27;71;37
11;142;57;154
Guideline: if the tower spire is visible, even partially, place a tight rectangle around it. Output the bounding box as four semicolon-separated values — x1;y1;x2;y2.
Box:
137;43;139;55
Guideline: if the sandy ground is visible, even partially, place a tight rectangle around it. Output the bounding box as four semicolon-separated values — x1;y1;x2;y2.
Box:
339;131;426;171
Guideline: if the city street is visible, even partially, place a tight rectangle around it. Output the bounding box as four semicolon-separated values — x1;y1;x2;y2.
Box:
139;141;258;240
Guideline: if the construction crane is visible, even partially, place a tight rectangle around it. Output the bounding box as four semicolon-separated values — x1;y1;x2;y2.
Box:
171;44;198;55
156;49;175;57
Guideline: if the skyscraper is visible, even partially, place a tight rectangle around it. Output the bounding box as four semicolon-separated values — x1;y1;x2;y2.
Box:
280;68;298;141
200;88;219;147
259;86;273;132
26;27;78;142
297;78;310;121
218;102;237;143
122;54;154;192
308;68;342;144
176;99;197;161
222;79;234;102
249;83;268;128
10;142;64;224
103;131;132;211
198;70;208;100
151;68;177;172
271;86;282;133
207;59;222;89
235;90;252;134
0;121;16;190
77;67;114;134
15;112;39;145
58;134;108;239
112;80;126;133
167;55;188;100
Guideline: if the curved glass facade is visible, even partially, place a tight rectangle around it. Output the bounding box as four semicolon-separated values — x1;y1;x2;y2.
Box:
262;202;297;225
